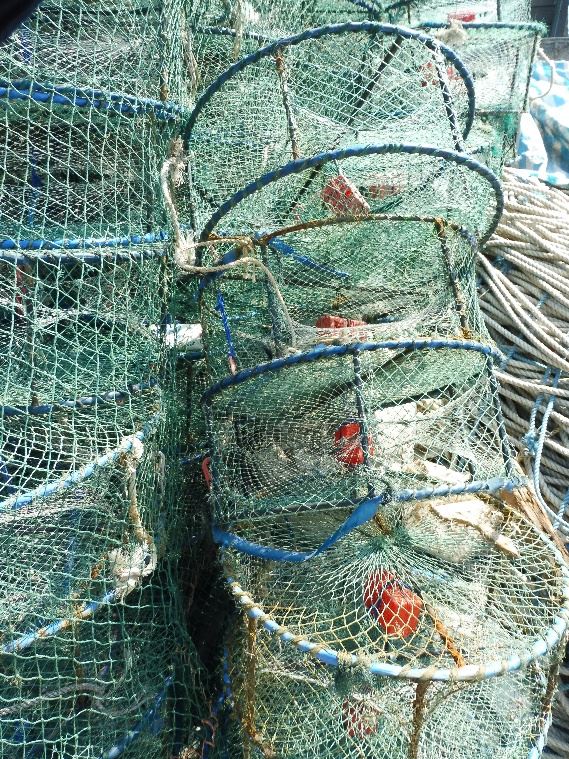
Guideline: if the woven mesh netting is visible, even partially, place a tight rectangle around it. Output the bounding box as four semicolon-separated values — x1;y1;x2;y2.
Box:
197;217;486;382
184;23;475;213
219;621;559;759
188;0;531;90
187;145;502;260
204;342;516;535
0;1;210;755
0;404;207;755
424;22;543;174
0;571;205;758
220;494;569;663
381;0;531;25
2;0;192;105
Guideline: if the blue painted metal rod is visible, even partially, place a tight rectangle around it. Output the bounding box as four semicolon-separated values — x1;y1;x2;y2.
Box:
0;79;184;121
0;415;158;512
202;338;503;403
213;475;525;562
0;231;168;257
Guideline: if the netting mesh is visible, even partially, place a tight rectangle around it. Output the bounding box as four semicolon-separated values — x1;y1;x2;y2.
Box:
2;0;192;104
0;573;204;758
427;22;543;174
187;146;502;259
204;343;515;537
0;1;209;755
197;217;486;382
188;0;531;91
381;0;531;25
184;24;475;218
220;623;558;758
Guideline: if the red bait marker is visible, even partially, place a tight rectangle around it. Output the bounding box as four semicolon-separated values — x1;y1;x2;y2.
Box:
448;9;477;20
201;456;213;490
321;175;371;216
334;421;375;467
420;61;463;87
316;314;366;329
363;570;422;637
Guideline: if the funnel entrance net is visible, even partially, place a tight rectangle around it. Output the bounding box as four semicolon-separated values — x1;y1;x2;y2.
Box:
197;216;486;382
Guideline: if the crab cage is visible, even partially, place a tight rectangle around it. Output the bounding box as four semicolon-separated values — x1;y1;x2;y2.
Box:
0;567;205;758
418;22;544;174
0;403;207;757
183;21;478;223
218;588;567;758
0;1;209;755
186;144;502;276
187;0;532;91
189;144;503;384
379;0;532;25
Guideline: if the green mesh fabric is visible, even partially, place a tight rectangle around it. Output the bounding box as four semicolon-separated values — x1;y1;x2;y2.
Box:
188;0;531;91
220;624;558;758
0;405;206;756
2;0;193;105
204;343;511;529
222;498;568;662
0;251;165;406
381;0;531;25
185;25;473;214
427;22;544;174
0;1;207;755
189;3;379;91
188;148;501;252
0;573;204;758
198;218;487;382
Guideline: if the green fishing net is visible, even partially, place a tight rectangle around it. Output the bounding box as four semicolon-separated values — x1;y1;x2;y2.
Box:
184;22;475;222
186;145;501;260
0;570;205;758
0;2;209;756
197;217;487;382
219;619;560;758
423;22;544;174
203;342;514;533
188;0;531;93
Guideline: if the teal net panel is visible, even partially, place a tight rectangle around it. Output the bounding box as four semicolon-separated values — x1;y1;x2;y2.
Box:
0;2;207;756
188;0;531;91
203;341;517;539
381;0;531;24
0;249;165;406
189;145;502;265
0;572;205;758
189;145;503;248
423;22;544;174
219;620;561;758
2;0;192;105
0;406;207;756
183;22;476;226
197;217;487;383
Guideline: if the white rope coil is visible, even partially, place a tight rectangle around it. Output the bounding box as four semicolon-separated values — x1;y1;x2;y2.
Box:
479;167;569;534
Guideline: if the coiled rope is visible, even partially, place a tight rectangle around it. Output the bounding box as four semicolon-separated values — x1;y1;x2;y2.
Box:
478;167;569;536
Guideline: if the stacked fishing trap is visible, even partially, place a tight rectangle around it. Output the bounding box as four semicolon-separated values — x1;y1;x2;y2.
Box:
172;2;569;758
0;2;207;756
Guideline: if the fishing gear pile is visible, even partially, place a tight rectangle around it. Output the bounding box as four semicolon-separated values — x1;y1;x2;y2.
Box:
0;2;207;756
169;2;569;758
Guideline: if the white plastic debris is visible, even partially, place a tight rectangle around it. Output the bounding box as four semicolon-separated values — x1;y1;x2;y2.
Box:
108;541;158;599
